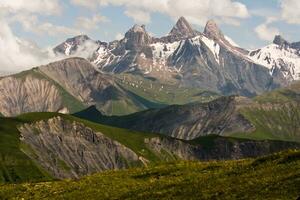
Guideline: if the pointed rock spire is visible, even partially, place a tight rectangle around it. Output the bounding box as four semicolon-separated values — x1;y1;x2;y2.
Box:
124;24;152;49
169;16;196;38
273;35;289;46
204;20;224;40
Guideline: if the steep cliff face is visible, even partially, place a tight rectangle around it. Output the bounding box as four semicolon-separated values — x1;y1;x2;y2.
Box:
19;117;140;179
98;96;255;140
0;76;64;117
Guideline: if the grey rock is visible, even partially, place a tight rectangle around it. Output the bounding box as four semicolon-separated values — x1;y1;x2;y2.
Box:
100;96;255;140
169;16;197;39
145;137;300;160
19;116;141;179
0;75;64;117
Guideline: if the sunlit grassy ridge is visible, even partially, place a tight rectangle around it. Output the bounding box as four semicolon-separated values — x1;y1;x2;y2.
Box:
1;150;299;200
233;107;300;142
115;74;219;105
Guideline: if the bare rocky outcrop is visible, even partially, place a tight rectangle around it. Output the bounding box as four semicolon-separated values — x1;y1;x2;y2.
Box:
39;57;146;115
167;16;197;41
145;137;300;161
19;117;140;179
101;96;255;140
53;17;278;97
0;76;63;117
16;116;300;180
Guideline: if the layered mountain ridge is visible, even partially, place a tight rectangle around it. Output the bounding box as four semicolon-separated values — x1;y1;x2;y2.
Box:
0;58;166;117
54;17;297;97
1;113;299;182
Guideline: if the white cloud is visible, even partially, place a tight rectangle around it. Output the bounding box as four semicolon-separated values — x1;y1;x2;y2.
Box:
255;18;280;41
75;14;109;30
12;14;81;37
71;0;249;26
0;19;63;72
280;0;300;24
72;40;100;58
115;33;124;40
124;9;151;24
0;0;62;15
0;0;69;72
70;0;99;10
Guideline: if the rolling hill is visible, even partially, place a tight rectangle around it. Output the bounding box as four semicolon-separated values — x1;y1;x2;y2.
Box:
1;150;299;200
74;92;300;142
1;112;299;183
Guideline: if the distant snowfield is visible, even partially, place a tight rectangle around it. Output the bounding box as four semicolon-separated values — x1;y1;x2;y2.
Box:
248;44;300;80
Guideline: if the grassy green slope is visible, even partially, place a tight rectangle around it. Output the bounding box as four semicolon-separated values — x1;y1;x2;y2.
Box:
1;150;299;200
17;113;172;163
0;112;177;184
232;106;300;142
231;82;300;142
116;74;219;105
0;117;52;183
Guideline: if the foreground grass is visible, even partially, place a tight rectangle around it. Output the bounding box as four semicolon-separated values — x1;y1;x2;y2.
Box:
1;150;299;200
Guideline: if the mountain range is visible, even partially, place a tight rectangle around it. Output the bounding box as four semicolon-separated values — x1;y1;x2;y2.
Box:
53;17;300;97
0;16;300;198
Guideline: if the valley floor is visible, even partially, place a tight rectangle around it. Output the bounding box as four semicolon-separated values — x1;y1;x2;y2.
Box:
0;150;299;200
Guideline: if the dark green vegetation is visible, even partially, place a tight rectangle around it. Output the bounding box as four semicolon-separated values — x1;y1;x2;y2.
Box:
0;117;52;183
2;111;299;184
1;150;299;200
0;112;176;183
0;112;163;183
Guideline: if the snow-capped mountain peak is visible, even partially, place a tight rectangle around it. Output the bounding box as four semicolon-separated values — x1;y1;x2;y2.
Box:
52;17;291;96
249;36;300;80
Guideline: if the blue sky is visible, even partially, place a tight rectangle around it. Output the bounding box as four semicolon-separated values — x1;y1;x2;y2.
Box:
7;0;300;48
5;0;300;48
1;0;300;72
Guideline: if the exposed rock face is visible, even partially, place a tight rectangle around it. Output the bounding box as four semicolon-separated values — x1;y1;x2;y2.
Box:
53;17;280;97
0;76;63;117
145;137;300;160
204;20;224;41
123;25;153;50
100;96;255;140
273;35;290;47
19;117;140;179
169;17;197;40
53;35;93;56
16;116;300;180
0;57;157;117
39;57;146;115
249;35;300;82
